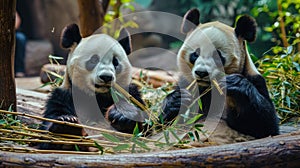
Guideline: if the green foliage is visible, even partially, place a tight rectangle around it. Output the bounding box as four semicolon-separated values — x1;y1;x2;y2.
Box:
257;45;300;123
102;0;138;38
251;0;300;56
41;55;64;89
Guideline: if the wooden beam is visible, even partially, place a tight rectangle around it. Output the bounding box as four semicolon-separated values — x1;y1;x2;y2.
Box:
0;132;299;167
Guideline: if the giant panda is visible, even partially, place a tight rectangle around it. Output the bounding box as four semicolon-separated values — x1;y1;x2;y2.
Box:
162;9;279;144
39;24;183;150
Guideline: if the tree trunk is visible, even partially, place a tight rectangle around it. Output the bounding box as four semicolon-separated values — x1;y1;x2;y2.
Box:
0;133;299;167
77;0;109;37
0;0;17;111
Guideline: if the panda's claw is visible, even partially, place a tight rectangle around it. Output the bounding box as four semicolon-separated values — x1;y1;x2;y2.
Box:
48;115;82;135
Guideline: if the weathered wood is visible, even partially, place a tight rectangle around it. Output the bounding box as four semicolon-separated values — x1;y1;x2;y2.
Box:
16;88;47;125
39;64;179;88
77;0;109;37
0;0;17;111
0;133;299;167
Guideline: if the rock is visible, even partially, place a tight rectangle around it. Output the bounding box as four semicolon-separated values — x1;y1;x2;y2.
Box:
25;40;53;76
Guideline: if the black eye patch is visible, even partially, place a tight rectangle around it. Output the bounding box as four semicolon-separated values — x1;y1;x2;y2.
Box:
112;57;119;67
213;50;226;66
85;54;99;71
189;48;200;64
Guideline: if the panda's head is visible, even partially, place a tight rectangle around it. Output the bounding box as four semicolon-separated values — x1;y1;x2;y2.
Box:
178;9;259;86
60;24;132;95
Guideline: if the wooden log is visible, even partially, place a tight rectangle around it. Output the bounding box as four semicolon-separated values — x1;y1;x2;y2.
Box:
0;133;299;167
39;64;179;88
0;0;17;111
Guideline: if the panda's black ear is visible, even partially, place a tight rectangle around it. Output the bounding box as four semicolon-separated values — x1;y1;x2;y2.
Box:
181;8;200;34
118;28;132;55
235;15;257;42
60;24;82;49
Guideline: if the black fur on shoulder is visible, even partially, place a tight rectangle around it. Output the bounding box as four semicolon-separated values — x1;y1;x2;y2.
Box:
43;88;75;119
181;8;200;34
235;15;257;42
118;28;132;55
61;23;82;48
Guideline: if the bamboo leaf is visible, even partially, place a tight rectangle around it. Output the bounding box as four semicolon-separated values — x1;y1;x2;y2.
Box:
133;123;141;137
186;113;203;125
113;144;130;151
74;144;80;151
198;99;203;110
133;139;150;151
102;133;120;143
94;141;104;155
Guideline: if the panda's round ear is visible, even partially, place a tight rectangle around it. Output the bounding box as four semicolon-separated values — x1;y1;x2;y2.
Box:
118;28;132;55
60;24;82;49
235;15;257;42
181;8;200;34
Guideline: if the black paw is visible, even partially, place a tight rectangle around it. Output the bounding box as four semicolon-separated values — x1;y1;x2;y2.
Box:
219;74;250;96
48;115;83;135
107;105;139;134
161;86;192;123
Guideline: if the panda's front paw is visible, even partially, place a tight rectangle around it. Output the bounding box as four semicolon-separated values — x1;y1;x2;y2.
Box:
107;105;139;134
161;87;192;123
219;74;250;96
48;115;83;135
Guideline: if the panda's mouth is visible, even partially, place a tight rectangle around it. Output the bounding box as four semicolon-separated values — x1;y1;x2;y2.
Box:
93;82;112;89
196;80;210;86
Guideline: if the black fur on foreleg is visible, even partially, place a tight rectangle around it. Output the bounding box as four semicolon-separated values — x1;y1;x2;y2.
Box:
38;88;87;150
219;74;279;138
106;105;143;134
160;86;192;124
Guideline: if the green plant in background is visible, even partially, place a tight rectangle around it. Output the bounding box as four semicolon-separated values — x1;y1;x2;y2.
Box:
41;55;64;88
258;46;300;124
102;0;138;38
255;0;300;123
251;0;300;56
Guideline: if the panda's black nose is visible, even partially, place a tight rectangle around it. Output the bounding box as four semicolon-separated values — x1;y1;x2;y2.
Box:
195;71;209;78
99;75;113;83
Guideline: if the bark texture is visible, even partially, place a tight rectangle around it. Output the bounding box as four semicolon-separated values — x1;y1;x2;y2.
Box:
77;0;109;37
0;0;17;111
0;133;299;167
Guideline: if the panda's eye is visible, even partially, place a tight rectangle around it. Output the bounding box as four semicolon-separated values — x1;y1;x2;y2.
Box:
113;57;119;67
214;50;226;66
189;48;200;64
86;54;99;71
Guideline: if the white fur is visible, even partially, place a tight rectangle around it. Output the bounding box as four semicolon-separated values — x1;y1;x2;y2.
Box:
178;21;258;144
64;34;132;95
178;22;245;84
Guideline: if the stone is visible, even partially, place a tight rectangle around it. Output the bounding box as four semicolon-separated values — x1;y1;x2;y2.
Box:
25;40;53;76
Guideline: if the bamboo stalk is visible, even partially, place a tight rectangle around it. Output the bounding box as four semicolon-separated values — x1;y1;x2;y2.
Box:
188;86;212;109
212;79;224;95
0;137;95;146
0;110;131;137
0;110;156;143
186;80;197;91
0;128;59;140
112;83;158;121
0;147;102;155
113;83;149;112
